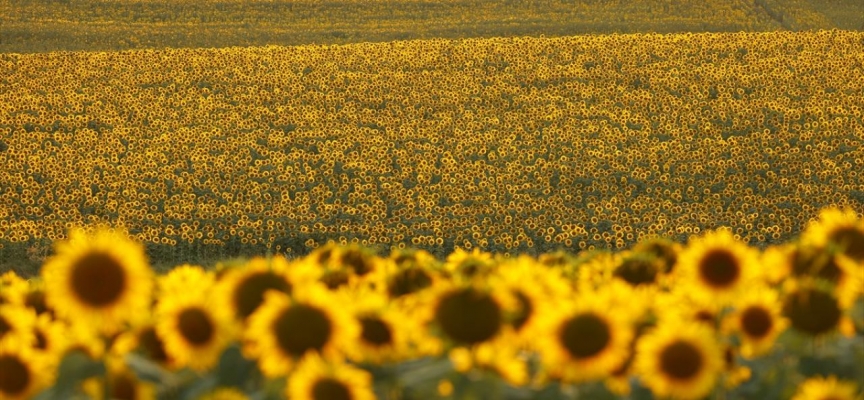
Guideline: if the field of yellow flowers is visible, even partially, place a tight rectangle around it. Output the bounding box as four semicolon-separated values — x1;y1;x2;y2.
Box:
0;208;862;399
2;31;864;274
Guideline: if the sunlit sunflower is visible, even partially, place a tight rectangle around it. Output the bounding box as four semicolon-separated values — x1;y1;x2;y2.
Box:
444;247;496;281
82;357;155;400
214;256;305;322
196;387;250;400
791;375;862;400
723;285;788;359
801;207;864;267
653;289;723;330
41;227;153;334
337;288;413;364
782;285;845;337
111;318;175;370
21;279;53;318
536;294;633;383
675;229;760;304
423;281;509;348
633;236;682;274
448;336;529;386
30;313;69;368
0;305;36;346
0;333;50;400
157;264;215;298
635;320;723;400
155;290;236;371
287;353;375;400
244;287;359;377
0;273;27;307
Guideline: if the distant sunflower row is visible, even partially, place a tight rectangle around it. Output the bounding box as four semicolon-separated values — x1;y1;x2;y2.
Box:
0;207;862;399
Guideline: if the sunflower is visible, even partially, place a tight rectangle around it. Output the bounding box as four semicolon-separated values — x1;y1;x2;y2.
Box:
155;290;236;371
243;286;358;377
675;229;760;304
196;387;250;400
653;289;723;331
782;285;845;337
0;334;50;400
286;353;375;400
444;247;495;281
720;346;752;390
536;294;633;383
110;318;175;370
157;264;215;298
22;280;53;318
41;227;153;334
214;256;305;322
338;288;414;364
791;375;862;400
632;236;682;274
723;285;788;359
635;320;723;400
30;313;69;368
81;358;155;400
448;336;529;386
0;305;36;346
424;281;508;348
801;207;864;266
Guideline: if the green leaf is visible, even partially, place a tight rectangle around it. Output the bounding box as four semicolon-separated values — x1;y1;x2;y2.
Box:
33;351;105;400
216;344;258;388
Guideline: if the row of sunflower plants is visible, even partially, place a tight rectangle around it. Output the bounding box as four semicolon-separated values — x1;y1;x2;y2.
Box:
0;207;862;399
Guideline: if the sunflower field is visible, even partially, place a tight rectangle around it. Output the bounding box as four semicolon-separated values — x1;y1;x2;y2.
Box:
0;208;862;399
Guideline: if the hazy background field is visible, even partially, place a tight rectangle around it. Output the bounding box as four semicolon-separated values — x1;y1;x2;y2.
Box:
1;0;863;275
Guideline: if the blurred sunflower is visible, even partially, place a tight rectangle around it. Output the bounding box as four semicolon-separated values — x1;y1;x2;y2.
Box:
791;375;862;400
424;281;507;348
335;285;414;364
536;295;633;382
244;287;358;377
675;229;759;304
111;319;174;369
287;353;375;400
635;321;722;400
0;305;36;346
30;313;69;368
801;207;864;266
41;227;153;334
157;264;215;298
22;280;53;317
720;346;751;390
723;285;787;358
444;247;495;281
449;337;529;387
82;359;155;400
214;256;298;321
0;334;50;400
196;387;250;400
632;236;682;274
782;285;846;337
155;290;236;371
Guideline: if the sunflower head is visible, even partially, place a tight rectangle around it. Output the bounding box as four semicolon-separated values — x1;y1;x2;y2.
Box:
431;285;503;346
633;237;681;274
725;285;788;358
783;286;842;337
41;227;153;334
0;335;50;400
156;290;235;371
802;207;864;265
676;229;758;304
287;353;375;400
216;256;295;321
791;375;861;400
635;321;723;400
613;252;663;287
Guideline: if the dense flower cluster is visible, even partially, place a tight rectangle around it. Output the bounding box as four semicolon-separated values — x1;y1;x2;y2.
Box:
0;207;861;399
1;31;863;272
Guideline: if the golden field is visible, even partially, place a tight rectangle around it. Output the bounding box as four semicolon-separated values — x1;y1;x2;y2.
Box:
2;31;864;272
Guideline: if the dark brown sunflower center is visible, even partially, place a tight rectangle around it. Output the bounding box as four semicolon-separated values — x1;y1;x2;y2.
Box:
614;258;659;286
233;271;292;319
320;270;351;290
695;310;716;326
783;288;841;336
434;288;501;345
698;250;740;289
138;327;170;363
0;355;29;395
792;250;842;282
559;313;611;359
828;226;864;262
659;341;704;381
178;308;214;346
511;290;533;331
35;330;48;350
311;377;352;400
341;250;373;276
274;304;332;357
0;317;10;339
70;252;127;307
387;268;432;298
359;316;393;347
112;372;137;400
740;306;773;339
25;291;50;315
